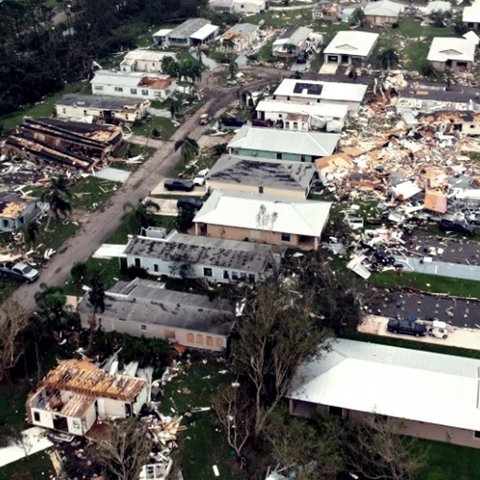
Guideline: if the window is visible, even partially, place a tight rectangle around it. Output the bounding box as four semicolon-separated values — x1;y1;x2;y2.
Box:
94;85;104;91
300;155;306;162
232;272;239;280
276;152;283;160
203;267;213;277
165;329;176;339
287;96;290;100
206;336;214;346
281;233;291;242
475;431;480;439
187;333;194;343
154;264;159;272
278;113;283;118
142;89;149;96
119;317;127;322
239;272;247;281
293;121;298;130
248;274;256;283
18;216;24;225
258;186;264;194
196;334;204;345
141;325;147;331
114;87;123;92
130;88;137;95
135;258;141;267
215;337;223;347
33;411;40;422
285;121;290;129
62;108;66;114
223;270;229;280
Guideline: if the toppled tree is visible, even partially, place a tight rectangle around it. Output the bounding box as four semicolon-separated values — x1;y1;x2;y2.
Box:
227;278;331;439
344;414;426;480
90;417;153;480
0;300;30;383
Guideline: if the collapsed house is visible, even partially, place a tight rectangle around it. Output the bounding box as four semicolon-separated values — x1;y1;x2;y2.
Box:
0;191;44;232
26;359;147;436
415;110;480;136
55;93;150;123
78;278;236;352
119;49;178;74
123;230;285;283
3;117;123;170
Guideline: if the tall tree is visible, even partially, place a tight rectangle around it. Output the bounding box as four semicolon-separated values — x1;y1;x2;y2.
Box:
0;300;30;384
161;55;179;77
34;283;70;330
228;59;239;80
40;175;73;229
174;136;200;163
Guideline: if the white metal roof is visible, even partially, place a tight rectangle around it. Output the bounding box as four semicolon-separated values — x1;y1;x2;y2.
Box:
273;26;313;48
273;78;368;103
427;37;476;63
288;338;480;432
464;30;480;45
463;3;480;23
91;70;146;88
121;49;177;63
256;99;348;120
194;191;331;237
190;24;219;41
364;0;403;17
152;28;172;38
324;31;379;58
424;0;451;14
227;125;340;157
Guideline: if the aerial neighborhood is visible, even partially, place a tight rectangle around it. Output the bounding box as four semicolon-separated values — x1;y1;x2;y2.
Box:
2;0;480;478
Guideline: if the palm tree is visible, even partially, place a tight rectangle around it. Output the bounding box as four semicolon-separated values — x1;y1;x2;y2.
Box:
22;222;39;249
222;38;235;52
161;56;179;77
40;175;73;229
122;201;160;230
228;60;239;80
71;262;88;301
174;136;200;163
167;97;182;120
377;48;399;70
86;271;106;354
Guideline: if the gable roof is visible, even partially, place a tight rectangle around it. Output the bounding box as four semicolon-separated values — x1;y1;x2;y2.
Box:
167;18;213;39
227;125;340;157
364;0;403;17
56;94;147;110
193;191;331;237
427;37;476;62
287;338;480;431
273;26;313;48
324;31;379;57
206;154;317;191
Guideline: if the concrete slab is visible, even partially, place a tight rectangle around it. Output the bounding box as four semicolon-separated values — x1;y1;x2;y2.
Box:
0;427;53;468
319;62;338;74
94;167;130;183
359;314;480;351
92;243;127;259
143;196;179;217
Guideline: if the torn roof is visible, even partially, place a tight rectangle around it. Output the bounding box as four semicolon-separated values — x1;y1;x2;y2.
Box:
0;192;31;220
40;359;146;402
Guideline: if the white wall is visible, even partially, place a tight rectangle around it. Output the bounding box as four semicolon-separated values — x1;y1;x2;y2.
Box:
30;408;55;429
233;0;265;14
92;81;175;101
55;103;149;122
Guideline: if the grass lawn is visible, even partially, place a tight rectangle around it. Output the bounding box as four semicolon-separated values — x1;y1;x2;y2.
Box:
248;8;313;28
398;17;454;39
0;451;53;480
0;278;20;303
71;177;120;212
0;382;31;439
131;116;177;139
369;271;480;299
169;153;220;178
160;358;246;480
417;439;480;480
35;219;78;255
0;82;90;134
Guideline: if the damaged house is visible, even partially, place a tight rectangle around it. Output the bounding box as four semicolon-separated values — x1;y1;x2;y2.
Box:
194;190;331;250
119;49;177;73
417;110;480;136
0;192;43;232
427;37;476;72
3;118;123;170
123;231;285;283
27;359;147;436
219;23;260;53
55;94;150;123
78;278;235;352
272;26;322;58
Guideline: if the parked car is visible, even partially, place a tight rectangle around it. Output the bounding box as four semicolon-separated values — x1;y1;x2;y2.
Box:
199;113;211;125
0;262;39;283
164;178;195;192
193;168;209;186
219;116;246;130
438;219;475;237
177;197;203;211
387;318;427;336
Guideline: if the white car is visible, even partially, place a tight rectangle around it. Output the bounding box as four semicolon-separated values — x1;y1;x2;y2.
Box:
193;168;209;186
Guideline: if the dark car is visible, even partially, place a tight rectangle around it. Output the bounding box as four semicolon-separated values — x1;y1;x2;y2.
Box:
438;219;475;237
387;319;427;336
219;116;246;129
177;197;203;211
164;178;195;192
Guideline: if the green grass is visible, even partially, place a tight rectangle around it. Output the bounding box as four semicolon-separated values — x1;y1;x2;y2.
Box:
248;8;313;28
462;151;480;161
0;451;53;480
131;116;177;138
398;17;454;39
169;153;220;178
405;40;432;73
369;271;480;299
160;359;245;480
0;82;90;134
417;439;480;480
0;382;30;437
0;278;19;303
35;219;78;255
71;177;120;211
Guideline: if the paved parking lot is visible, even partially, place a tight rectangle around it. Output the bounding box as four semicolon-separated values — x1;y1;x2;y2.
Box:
367;290;480;328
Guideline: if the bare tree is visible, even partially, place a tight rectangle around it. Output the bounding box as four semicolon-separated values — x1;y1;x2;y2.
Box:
212;383;254;458
231;279;330;438
90;418;153;480
345;414;426;480
0;300;30;384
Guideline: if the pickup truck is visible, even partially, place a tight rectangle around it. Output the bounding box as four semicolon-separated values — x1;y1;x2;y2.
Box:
0;262;40;283
387;318;427;337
